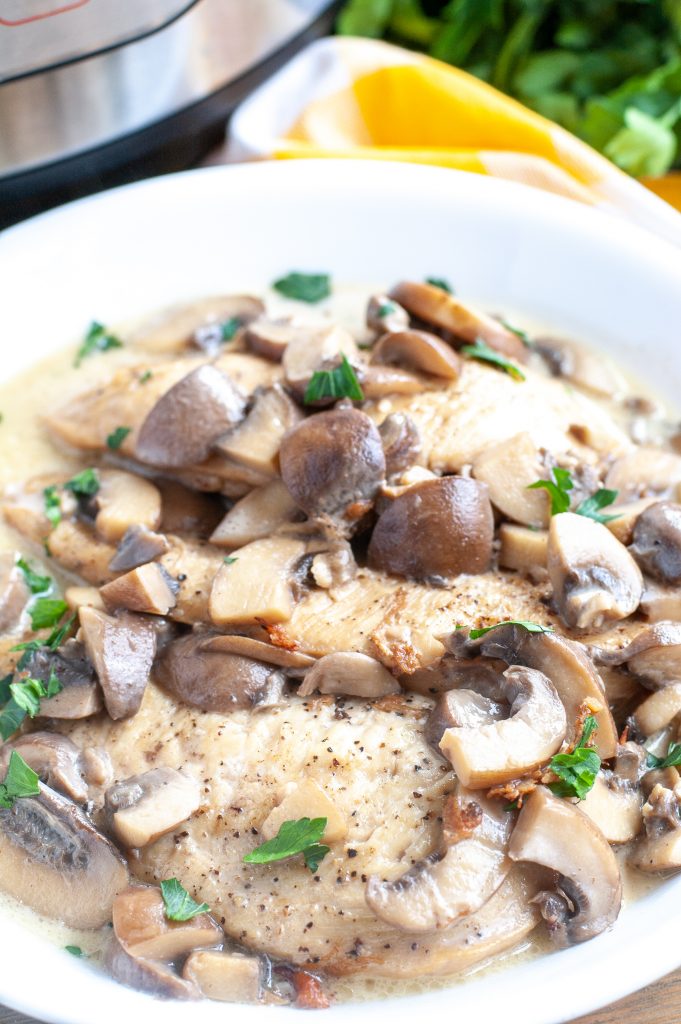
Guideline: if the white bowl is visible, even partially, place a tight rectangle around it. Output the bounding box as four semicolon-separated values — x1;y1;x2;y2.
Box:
1;160;680;1024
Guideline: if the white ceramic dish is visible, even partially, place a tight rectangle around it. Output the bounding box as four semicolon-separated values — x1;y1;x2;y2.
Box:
1;160;680;1024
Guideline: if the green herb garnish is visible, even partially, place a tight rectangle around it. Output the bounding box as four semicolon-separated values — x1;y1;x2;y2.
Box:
64;468;100;497
0;751;40;809
304;355;364;404
501;320;532;347
106;426;131;450
220;317;241;341
425;276;453;293
575;488;620;524
13;612;77;668
646;741;681;770
160;878;210;922
75;321;123;367
10;671;61;718
223;557;238;565
243;817;330;872
29;598;69;631
461;338;525;381
272;272;331;304
139;370;153;384
377;301;398;318
549;716;601;800
0;699;26;742
16;558;51;596
469;620;555;640
43;485;62;528
528;466;574;515
65;946;87;958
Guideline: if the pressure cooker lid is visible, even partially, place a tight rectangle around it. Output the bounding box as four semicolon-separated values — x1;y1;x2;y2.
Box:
0;0;200;83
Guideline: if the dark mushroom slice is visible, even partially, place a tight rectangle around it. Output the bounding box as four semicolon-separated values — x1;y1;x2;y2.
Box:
202;633;315;669
0;733;88;803
630;501;681;584
244;316;304;362
157;632;287;712
593;622;681;688
371;329;461;380
366;294;410;336
0;553;29;632
157;479;225;538
298;652;400;699
368;476;494;581
131;294;264;353
79;607;157;720
100;563;178;617
378;413;421;477
26;639;103;720
183;951;262;1003
212;384;302;479
0;782;128;928
279;407;386;521
108;524;170;573
105;768;201;848
508;786;621;946
135;365;246;468
105;935;198;1000
388;281;527;361
113;885;222;958
94;471;162;544
404;657;503;697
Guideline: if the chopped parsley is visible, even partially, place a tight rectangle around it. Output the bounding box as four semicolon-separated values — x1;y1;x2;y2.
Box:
75;321;123;367
0;751;40;809
272;272;331;304
469;620;554;640
43;485;62;528
65;946;87;958
377;301;398;318
29;598;69;631
425;276;453;293
106;426;131;450
501;319;533;347
64;468;100;497
528;466;574;515
646;741;681;770
220;317;241;341
12;611;77;669
10;671;61;718
549;715;601;800
223;556;238;565
16;558;51;595
160;878;210;921
461;338;525;381
304;355;364;405
139;370;153;384
243;817;330;872
0;689;25;741
575;488;620;524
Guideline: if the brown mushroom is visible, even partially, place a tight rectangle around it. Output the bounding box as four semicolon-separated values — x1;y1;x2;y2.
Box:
183;951;262;1003
132;294;263;353
24;638;103;720
105;935;198;999
603;498;656;546
213;384;302;478
279;407;386;521
158;480;225;537
136;366;246;468
371;329;461;380
630;501;681;584
368;476;494;581
378;413;421;477
106;768;201;848
0;733;88;803
244;316;303;362
547;512;643;629
359;364;424;398
108;524;170;573
100;563;178;616
202;633;315;669
472;434;550;528
94;471;162;544
0;554;29;632
282;324;360;399
79;607;157;720
366;294;410;336
297;652;400;699
113;885;221;958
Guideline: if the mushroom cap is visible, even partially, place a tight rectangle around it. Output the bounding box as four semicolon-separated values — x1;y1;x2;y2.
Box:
297;652;400;699
368;476;494;581
630;501;681;584
108;524;170;573
113;885;221;958
282;324;359;398
594;621;681;688
79;607;157;720
279;407;386;520
371;329;461;380
378;413;421;477
244;316;298;362
105;934;198;999
24;638;103;721
136;365;246;468
366;294;410;336
508;785;622;945
547;512;643;630
106;767;201;848
0;732;88;803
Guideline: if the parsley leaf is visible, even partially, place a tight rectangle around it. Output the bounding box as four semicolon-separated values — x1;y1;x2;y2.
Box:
377;301;398;318
647;741;681;770
304;355;364;404
29;598;68;631
468;620;554;640
549;715;601;800
223;556;238;565
243;817;330;872
272;272;331;304
160;878;210;921
0;751;40;809
575;488;621;524
43;485;62;528
65;946;87;958
75;321;123;367
10;677;50;718
220;317;241;341
528;466;574;515
106;426;131;450
16;558;51;595
139;370;153;384
64;468;100;497
461;338;526;381
0;699;26;741
13;612;76;669
501;320;533;347
425;276;454;293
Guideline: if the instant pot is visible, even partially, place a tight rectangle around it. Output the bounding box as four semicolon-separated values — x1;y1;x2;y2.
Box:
0;0;338;226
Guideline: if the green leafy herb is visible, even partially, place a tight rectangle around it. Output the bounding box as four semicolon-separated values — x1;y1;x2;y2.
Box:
549;715;601;800
160;878;210;922
75;321;123;367
139;370;153;384
16;558;51;596
220;317;241;341
106;426;131;450
64;468;100;497
304;355;364;404
0;751;40;809
43;485;62;528
243;817;330;872
528;467;574;515
223;556;238;565
647;741;681;770
65;946;87;958
29;598;69;631
501;319;532;347
425;276;453;293
0;699;25;741
377;301;398;318
461;338;525;381
469;620;554;640
9;671;60;717
272;272;331;304
575;488;620;524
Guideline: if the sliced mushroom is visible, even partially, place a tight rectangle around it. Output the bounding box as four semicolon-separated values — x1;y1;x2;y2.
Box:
633;683;681;736
438;666;567;788
472;434;550;528
426;688;505;748
94;471;162;544
580;773;643;843
0;733;87;803
0;782;128;928
366;294;410;336
65;585;105;613
359;364;424;398
508;785;621;945
594;622;681;688
298;652;399;699
388;282;527;361
604;498;656;546
105;935;198;999
213;385;302;478
210;537;311;626
132;295;263;353
378;413;421;477
183;951;262;1003
100;563;177;617
157;632;286;711
209;480;301;550
158;480;225;537
547;512;643;629
310;542;357;590
641;580;681;622
113;885;221;956
202;634;315;669
24;639;103;720
136;366;246;468
79;607;156;720
106;768;201;848
282;324;359;398
630;783;681;872
365;789;513;932
279;407;386;521
536;336;625;397
0;554;29;632
108;524;170;573
371;330;461;380
498;524;548;577
368;477;493;581
244;316;300;362
261;778;347;842
605;447;681;501
630;501;681;584
79;746;114;789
